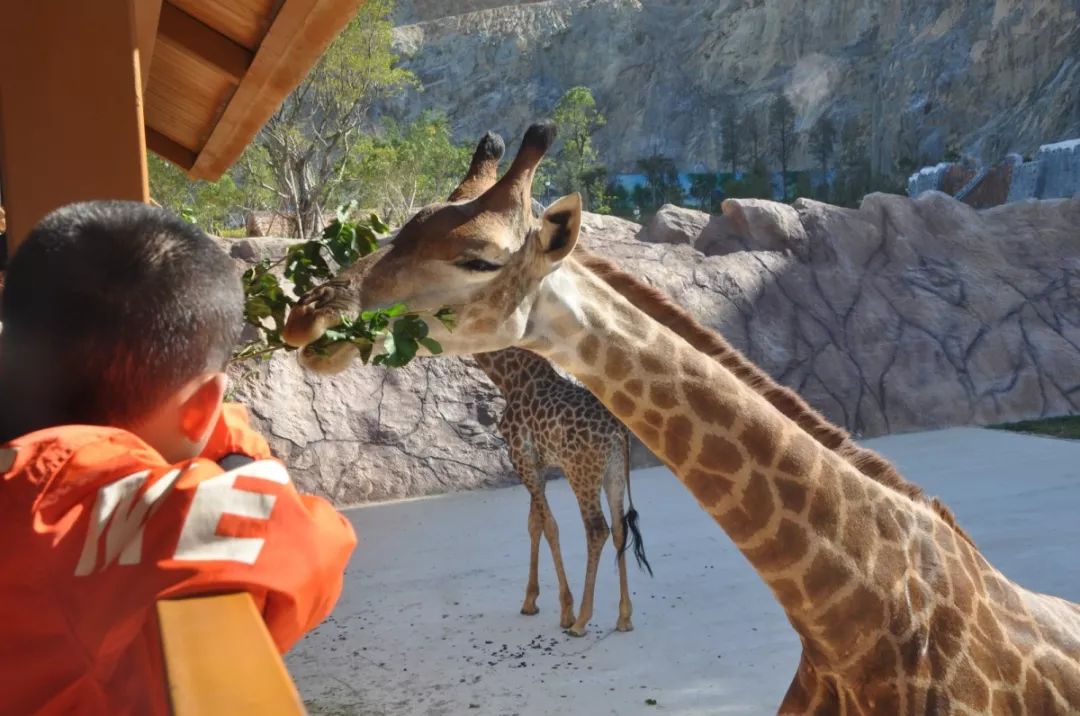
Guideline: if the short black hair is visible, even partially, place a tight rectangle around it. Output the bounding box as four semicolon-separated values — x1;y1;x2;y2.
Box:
0;201;242;440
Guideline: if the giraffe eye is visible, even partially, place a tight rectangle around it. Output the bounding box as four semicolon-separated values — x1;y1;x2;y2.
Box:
456;258;502;272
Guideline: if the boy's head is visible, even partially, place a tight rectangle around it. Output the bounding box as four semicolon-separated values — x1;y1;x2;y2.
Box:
0;201;243;461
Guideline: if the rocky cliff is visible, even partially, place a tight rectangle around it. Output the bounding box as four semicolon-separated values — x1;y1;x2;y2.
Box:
386;0;1080;175
226;191;1080;506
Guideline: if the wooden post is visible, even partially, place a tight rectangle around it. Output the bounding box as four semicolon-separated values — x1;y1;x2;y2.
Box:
135;0;164;92
0;0;152;252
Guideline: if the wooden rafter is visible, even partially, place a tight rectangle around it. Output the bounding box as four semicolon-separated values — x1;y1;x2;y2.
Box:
158;1;254;84
146;128;198;171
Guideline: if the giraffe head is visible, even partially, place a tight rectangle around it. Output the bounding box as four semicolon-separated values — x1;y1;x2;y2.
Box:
283;122;583;370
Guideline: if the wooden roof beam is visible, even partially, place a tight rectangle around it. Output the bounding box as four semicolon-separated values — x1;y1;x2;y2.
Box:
158;2;254;84
146;128;197;171
190;0;367;180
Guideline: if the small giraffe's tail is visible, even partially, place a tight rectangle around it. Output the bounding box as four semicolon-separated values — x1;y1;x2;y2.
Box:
618;430;653;577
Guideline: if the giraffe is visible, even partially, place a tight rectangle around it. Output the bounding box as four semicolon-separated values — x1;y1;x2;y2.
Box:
450;130;654;638
284;122;1080;713
472;346;648;637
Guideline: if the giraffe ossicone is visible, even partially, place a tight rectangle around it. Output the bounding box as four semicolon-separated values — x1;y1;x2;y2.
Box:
285;123;1080;713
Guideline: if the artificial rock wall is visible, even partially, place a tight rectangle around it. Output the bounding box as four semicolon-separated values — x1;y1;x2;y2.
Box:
225;192;1080;505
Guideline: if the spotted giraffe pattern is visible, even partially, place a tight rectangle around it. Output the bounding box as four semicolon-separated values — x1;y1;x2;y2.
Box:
284;122;1080;713
541;264;1080;715
473;347;642;636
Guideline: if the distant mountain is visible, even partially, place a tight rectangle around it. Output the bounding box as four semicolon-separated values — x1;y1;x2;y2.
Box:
385;0;1080;176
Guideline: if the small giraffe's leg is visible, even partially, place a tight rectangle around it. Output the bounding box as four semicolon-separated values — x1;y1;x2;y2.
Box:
539;491;576;629
521;493;543;616
603;460;633;632
566;471;608;637
513;452;574;627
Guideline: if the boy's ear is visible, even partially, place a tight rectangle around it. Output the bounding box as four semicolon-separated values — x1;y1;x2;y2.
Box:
179;373;228;443
537;193;582;263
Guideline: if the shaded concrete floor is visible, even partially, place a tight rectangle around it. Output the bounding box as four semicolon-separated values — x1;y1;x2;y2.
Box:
288;428;1080;715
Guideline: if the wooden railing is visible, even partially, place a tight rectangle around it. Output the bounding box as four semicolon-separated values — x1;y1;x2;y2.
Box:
158;593;307;715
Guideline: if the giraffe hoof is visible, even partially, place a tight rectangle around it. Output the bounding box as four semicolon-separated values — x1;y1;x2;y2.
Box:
616;620;634;632
564;626;587;638
559;615;575;629
520;605;539;616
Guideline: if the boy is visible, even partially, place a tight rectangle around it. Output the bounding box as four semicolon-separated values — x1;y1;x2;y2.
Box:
0;201;356;714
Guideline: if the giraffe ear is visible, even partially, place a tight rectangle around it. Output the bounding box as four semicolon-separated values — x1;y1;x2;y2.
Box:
538;193;582;263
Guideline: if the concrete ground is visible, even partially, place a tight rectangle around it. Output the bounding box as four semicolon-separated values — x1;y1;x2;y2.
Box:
288;428;1080;715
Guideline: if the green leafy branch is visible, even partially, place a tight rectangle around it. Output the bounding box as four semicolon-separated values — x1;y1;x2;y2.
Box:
232;206;452;367
309;305;457;367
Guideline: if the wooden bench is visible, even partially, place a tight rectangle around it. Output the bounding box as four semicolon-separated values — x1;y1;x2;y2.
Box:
158;593;307;715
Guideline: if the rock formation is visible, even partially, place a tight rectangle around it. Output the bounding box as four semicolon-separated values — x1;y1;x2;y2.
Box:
385;0;1080;175
909;139;1080;209
226;192;1080;505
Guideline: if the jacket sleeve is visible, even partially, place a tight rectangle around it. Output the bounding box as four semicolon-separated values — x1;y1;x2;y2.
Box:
153;457;357;652
199;403;274;463
64;424;357;655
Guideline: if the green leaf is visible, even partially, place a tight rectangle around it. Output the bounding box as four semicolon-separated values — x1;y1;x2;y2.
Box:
434;307;457;332
246;297;273;320
393;315;429;342
356;226;380;256
368;312;390;333
231;207;420;368
390;337;417;366
369;213;390;234
323;328;350;343
419;337;443;355
336;200;358;225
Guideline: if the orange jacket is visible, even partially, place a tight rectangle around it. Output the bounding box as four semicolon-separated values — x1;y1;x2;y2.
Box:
0;404;356;715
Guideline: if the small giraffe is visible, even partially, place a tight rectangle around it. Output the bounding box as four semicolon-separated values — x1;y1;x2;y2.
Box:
453;133;651;636
286;123;1080;713
473;347;649;637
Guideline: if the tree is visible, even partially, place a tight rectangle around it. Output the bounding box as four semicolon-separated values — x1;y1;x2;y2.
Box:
580;166;612;214
807;115;836;201
631;184;650;216
252;0;414;238
809;115;836;175
834;117;872;207
551;86;607;210
688;172;718;210
349;112;472;225
148;154;193;218
606;181;636;218
794;171;813;201
635;153;682;212
148;152;272;235
769;93;796;200
743;110;763;166
721;107;741;174
722;158;771;200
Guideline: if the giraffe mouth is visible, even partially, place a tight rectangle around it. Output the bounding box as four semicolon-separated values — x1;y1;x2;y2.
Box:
297;339;363;375
282;279;360;350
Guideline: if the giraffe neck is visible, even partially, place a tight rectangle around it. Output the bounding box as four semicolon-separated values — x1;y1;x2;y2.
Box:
522;258;966;664
472;347;560;397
